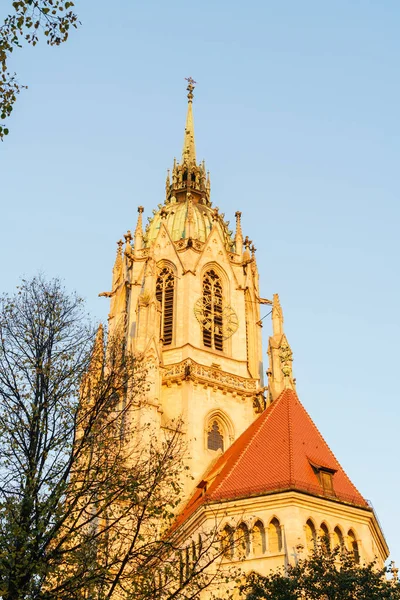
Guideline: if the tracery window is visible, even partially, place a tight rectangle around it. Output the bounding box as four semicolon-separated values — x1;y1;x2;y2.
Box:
207;420;224;452
202;270;223;351
252;520;266;556
268;518;282;553
156;266;174;346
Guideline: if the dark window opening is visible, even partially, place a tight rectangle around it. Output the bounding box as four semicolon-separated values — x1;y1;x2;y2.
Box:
156;266;174;345
207;421;224;451
202;270;223;351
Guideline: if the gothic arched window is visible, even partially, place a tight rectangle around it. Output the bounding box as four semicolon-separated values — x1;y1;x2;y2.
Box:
268;518;282;553
202;269;223;351
348;530;360;563
221;525;234;559
320;522;330;552
252;520;266;556
156;266;174;346
207;421;224;452
333;526;344;550
305;519;317;553
236;522;250;559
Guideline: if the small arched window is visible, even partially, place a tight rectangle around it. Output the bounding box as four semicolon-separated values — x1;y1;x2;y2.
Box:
221;525;234;559
268;518;282;553
236;523;250;559
252;520;266;556
202;270;224;351
348;530;360;563
306;519;317;553
156;266;174;346
320;522;330;552
333;526;344;550
207;421;224;452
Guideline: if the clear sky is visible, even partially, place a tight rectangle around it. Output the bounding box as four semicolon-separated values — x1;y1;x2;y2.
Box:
2;0;399;562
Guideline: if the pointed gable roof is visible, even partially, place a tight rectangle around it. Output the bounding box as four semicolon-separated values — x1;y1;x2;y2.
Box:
174;388;367;529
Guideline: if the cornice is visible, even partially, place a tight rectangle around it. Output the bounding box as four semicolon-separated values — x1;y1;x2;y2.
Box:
162;358;259;395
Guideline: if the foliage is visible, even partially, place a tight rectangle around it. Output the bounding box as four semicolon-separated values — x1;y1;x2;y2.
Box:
0;0;79;140
0;275;231;600
241;544;400;600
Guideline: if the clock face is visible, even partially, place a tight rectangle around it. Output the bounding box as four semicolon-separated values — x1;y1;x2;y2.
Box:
194;298;239;340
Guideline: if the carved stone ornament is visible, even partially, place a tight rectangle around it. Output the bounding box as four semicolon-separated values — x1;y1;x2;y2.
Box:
162;358;258;393
194;298;239;340
279;342;293;377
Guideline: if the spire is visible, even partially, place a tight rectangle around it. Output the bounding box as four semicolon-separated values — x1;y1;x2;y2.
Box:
182;77;196;165
267;294;295;402
113;240;123;282
134;206;144;252
272;293;283;336
235;211;243;255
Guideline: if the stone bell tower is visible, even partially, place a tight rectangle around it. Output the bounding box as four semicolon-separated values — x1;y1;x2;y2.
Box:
100;80;268;492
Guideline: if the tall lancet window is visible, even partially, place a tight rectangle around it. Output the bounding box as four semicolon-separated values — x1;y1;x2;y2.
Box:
202;270;223;351
156;266;174;346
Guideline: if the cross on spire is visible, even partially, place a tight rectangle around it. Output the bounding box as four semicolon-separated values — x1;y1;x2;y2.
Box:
185;77;197;102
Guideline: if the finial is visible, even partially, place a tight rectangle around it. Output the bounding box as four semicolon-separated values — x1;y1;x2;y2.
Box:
134;207;144;252
124;230;133;256
272;293;283;337
235;211;243;255
117;239;123;253
185;76;197;102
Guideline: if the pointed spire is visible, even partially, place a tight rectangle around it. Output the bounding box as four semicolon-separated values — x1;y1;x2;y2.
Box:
272;293;283;336
182;77;197;165
134;206;144;252
113;240;123;280
165;169;170;199
267;294;295;402
235;211;243;255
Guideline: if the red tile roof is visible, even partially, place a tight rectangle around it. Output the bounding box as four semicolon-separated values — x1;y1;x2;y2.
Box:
174;388;367;530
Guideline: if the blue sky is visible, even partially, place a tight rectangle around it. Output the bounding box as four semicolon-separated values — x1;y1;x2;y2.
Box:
2;0;399;562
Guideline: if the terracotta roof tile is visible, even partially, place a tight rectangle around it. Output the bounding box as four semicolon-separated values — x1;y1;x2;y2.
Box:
174;388;367;530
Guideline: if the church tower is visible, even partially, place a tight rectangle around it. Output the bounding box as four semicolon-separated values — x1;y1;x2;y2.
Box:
101;80;266;491
100;82;389;582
